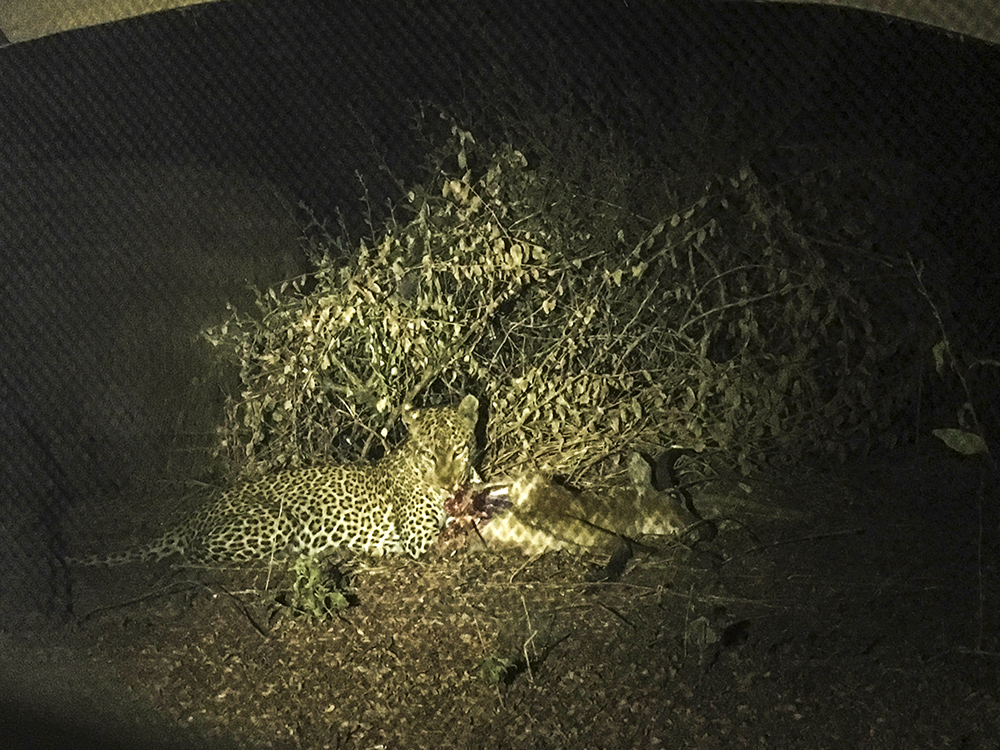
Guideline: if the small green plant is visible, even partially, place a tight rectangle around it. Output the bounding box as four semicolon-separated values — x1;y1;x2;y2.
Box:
277;555;350;622
478;655;519;685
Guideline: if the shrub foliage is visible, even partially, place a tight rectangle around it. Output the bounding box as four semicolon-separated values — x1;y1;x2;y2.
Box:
204;118;935;485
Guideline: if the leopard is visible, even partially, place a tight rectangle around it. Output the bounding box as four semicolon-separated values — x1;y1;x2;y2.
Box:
71;395;479;566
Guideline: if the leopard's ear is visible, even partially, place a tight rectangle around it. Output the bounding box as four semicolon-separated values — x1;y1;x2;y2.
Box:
458;394;479;422
401;403;417;426
626;452;653;489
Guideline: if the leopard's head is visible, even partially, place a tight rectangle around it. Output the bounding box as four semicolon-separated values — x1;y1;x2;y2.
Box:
402;394;479;489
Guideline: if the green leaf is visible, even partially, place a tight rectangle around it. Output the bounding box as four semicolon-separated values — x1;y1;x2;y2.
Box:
932;428;988;456
932;339;949;376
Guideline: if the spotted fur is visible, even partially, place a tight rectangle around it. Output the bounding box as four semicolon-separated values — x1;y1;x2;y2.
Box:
73;395;479;565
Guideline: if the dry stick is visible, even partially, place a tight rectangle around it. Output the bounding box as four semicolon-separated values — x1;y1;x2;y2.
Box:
680;260;760;324
264;493;286;592
598;601;637;630
681;583;697;658
722;527;865;565
676;286;797;338
600;279;660;367
521;594;537;684
205;582;272;638
509;553;542;584
77;581;195;624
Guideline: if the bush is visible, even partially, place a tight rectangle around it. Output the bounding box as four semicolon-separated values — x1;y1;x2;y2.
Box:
203;115;937;485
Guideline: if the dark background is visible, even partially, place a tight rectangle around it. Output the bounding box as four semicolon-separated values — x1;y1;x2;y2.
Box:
5;2;999;255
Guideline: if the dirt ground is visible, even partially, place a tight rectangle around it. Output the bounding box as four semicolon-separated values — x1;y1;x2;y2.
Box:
2;448;999;749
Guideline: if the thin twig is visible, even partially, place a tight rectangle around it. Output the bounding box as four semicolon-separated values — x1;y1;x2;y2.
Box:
598;602;637;629
521;595;536;683
723;527;866;564
509;553;542;584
